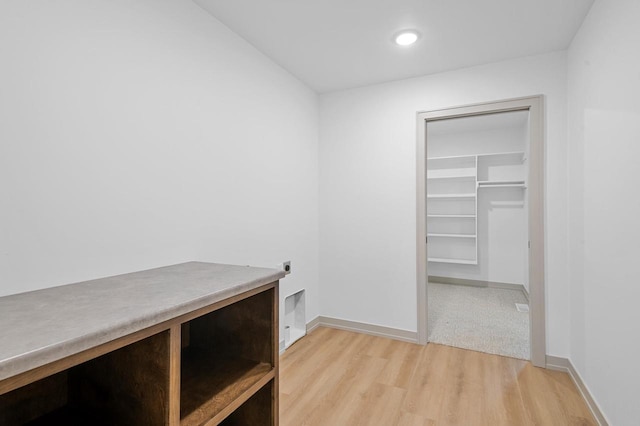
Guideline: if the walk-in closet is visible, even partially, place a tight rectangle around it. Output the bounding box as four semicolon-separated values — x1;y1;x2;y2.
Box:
426;110;531;359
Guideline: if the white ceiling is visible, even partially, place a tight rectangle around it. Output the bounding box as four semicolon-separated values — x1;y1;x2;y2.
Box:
195;0;594;93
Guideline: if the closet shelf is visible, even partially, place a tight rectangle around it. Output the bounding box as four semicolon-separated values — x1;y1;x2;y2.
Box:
427;154;476;161
428;233;476;239
428;257;478;265
427;133;527;267
478;151;525;160
426;175;476;181
427;151;525;161
427;193;476;199
427;214;476;218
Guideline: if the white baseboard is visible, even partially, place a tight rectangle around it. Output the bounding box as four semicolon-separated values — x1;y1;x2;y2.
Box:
429;275;529;301
306;315;321;334
546;355;609;426
307;315;417;343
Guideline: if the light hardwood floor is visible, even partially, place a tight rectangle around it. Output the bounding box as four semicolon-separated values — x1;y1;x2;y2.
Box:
279;327;596;426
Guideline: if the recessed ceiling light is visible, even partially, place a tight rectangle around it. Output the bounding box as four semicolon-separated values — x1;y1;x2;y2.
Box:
394;30;420;46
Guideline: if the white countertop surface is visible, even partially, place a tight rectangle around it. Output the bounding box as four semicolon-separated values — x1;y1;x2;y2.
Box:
0;261;284;381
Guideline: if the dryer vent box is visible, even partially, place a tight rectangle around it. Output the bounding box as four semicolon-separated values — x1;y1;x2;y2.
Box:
284;289;306;349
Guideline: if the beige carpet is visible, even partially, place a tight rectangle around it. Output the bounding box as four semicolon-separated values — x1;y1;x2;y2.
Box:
427;282;530;360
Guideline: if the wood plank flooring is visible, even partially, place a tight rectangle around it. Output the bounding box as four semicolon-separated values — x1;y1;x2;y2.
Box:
279;327;596;426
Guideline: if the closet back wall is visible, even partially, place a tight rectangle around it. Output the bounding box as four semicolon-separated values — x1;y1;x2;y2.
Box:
0;0;320;330
319;51;569;356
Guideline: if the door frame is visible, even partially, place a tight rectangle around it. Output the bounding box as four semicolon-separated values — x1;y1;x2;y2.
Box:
416;95;546;367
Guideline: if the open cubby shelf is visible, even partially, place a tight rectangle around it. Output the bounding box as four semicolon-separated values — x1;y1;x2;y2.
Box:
179;287;276;426
218;379;275;426
0;265;279;426
25;406;108;425
1;331;172;426
180;356;273;426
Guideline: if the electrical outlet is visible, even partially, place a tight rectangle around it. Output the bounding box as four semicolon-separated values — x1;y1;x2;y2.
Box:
281;261;291;275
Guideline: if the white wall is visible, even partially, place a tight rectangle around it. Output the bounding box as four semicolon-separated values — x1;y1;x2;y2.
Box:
0;1;320;330
319;52;570;356
567;0;640;423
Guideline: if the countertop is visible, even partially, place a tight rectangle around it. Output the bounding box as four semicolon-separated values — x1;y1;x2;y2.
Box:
0;261;284;381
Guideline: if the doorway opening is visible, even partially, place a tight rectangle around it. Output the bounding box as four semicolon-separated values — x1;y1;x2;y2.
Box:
416;96;545;366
